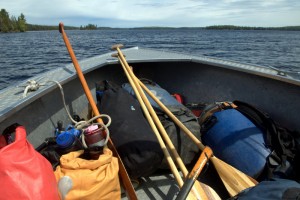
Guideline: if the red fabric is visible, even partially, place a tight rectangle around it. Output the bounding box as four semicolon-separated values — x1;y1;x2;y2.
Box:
173;93;184;104
0;126;60;200
191;110;202;117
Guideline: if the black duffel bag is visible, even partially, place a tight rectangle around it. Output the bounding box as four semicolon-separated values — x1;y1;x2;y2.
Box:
122;79;201;168
96;80;164;179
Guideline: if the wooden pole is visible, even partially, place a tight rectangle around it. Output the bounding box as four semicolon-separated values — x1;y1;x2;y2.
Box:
58;23;137;200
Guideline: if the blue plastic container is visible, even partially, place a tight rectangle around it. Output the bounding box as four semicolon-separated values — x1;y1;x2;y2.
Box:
202;109;270;178
56;127;82;155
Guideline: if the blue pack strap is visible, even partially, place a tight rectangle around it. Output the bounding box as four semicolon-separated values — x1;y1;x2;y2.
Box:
199;101;236;125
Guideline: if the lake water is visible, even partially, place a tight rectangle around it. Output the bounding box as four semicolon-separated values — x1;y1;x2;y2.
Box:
1;29;300;90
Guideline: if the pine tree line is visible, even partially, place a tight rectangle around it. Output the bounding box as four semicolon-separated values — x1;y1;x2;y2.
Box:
206;25;300;31
80;24;97;30
0;9;26;33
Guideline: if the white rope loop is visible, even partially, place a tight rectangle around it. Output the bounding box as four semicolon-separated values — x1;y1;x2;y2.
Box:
77;115;111;148
49;80;111;148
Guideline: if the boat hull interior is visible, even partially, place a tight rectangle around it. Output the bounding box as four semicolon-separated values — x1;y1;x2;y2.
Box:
1;59;300;147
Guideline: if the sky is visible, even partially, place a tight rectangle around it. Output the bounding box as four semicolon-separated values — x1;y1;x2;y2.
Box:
1;0;300;28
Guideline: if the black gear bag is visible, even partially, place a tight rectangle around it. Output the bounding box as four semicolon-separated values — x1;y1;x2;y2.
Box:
96;80;164;179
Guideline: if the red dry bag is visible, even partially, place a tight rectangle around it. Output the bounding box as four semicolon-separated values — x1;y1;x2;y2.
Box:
0;124;60;200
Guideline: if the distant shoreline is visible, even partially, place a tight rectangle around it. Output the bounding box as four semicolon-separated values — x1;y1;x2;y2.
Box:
25;24;300;31
205;25;300;31
1;8;299;33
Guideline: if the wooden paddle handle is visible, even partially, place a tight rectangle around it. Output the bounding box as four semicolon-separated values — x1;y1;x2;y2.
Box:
59;23;137;200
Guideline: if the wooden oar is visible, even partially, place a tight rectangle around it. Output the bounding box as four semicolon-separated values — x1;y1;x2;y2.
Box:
112;45;220;200
176;147;213;200
58;23;137;200
110;55;188;179
135;70;258;196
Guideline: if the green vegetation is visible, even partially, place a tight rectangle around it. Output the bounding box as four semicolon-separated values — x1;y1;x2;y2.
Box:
80;24;97;30
25;23;111;31
26;24;78;31
0;9;27;32
206;25;300;31
132;26;178;29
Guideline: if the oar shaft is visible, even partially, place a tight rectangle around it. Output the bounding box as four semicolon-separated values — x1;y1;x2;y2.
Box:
59;23;101;121
115;48;208;200
116;52;184;187
116;48;189;176
59;24;137;200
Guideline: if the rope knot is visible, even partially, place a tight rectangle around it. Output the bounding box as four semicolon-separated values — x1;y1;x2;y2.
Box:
22;80;41;98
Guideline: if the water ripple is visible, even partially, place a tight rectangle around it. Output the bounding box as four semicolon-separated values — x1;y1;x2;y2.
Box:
0;29;300;90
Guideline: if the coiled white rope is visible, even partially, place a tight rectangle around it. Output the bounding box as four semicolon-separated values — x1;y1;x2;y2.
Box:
49;80;111;147
77;115;111;148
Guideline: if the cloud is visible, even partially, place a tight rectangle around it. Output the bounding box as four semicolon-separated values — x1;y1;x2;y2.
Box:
1;0;299;27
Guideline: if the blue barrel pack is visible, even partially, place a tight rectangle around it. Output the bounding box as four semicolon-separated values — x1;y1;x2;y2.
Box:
201;108;270;178
56;125;82;155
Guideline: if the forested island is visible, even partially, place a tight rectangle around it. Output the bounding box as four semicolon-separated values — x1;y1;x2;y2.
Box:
1;8;300;33
0;8;80;32
206;25;300;31
0;9;26;32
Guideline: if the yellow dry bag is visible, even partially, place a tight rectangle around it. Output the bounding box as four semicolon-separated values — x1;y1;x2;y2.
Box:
54;148;120;200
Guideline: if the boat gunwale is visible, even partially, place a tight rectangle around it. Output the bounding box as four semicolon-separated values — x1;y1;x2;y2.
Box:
0;46;299;124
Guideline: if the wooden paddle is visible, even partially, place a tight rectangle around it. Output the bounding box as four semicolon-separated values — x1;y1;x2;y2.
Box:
135;68;258;197
136;72;256;197
58;23;137;200
112;44;222;200
112;44;257;197
176;147;213;200
113;52;206;200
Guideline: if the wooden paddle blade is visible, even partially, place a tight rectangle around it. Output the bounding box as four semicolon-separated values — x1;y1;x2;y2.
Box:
184;177;220;200
200;183;221;200
177;147;217;200
111;44;124;50
211;156;257;197
184;181;220;200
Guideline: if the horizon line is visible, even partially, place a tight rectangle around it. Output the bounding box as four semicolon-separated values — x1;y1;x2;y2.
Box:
28;23;300;29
